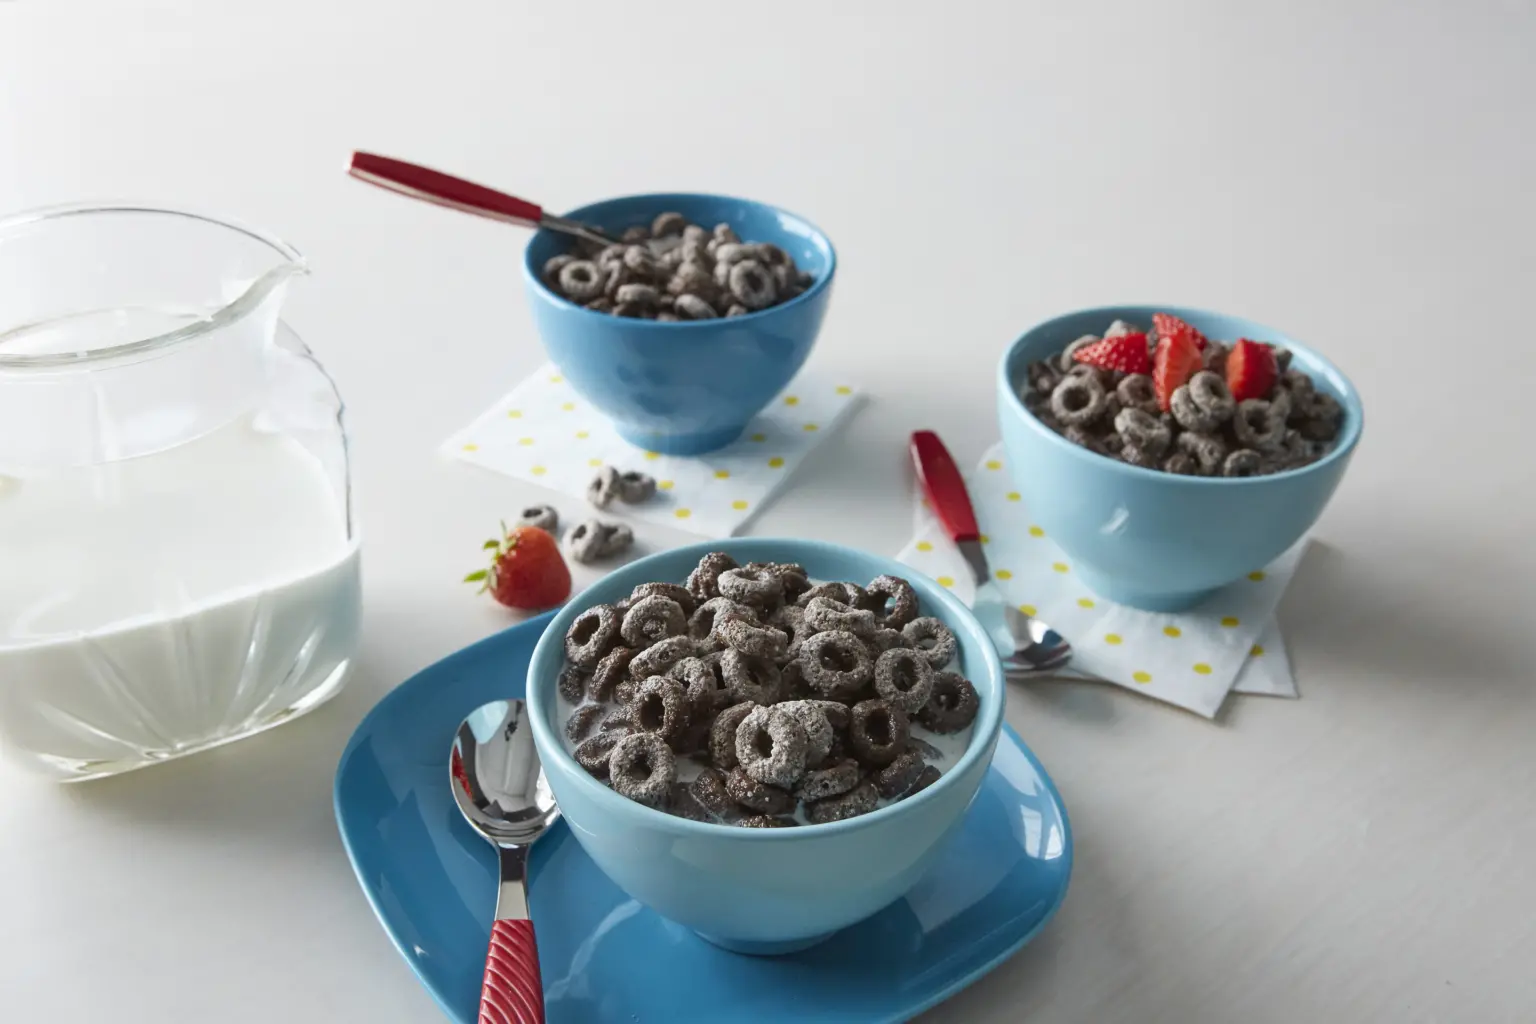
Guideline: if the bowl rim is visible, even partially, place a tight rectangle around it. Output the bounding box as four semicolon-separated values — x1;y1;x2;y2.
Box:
526;537;1005;841
520;191;837;329
997;303;1364;486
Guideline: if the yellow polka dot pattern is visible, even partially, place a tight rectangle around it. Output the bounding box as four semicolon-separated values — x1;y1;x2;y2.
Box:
1163;626;1182;638
658;480;674;491
531;465;546;476
507;410;523;419
803;423;819;432
588;458;603;467
643;451;660;461
561;402;575;412
784;396;799;406
1018;604;1037;617
937;576;955;588
732;500;749;510
750;433;767;443
1193;663;1212;675
1133;671;1153;684
768;457;785;468
675;508;692;520
462;443;479;452
1028;525;1045;537
1105;634;1123;645
518;437;534;446
1052;562;1069;574
836;385;852;395
575;430;589;439
1006;492;1021;502
1077;597;1094;608
1250;644;1265;657
1248;571;1266;581
714;469;730;479
995;569;1013;581
979;533;990;544
1220;616;1240;628
916;541;933;552
984;459;1002;470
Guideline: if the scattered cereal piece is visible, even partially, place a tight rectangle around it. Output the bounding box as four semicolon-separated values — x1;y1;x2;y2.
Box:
515;504;559;533
920;672;980;734
608;732;676;807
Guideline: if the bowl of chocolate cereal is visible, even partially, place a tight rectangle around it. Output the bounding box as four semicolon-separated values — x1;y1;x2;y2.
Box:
525;538;1004;955
998;305;1363;611
522;194;835;455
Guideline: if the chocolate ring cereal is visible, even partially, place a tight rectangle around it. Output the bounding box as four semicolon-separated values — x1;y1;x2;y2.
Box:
608;732;676;807
621;594;687;647
614;281;659;306
673;293;718;320
903;764;943;798
1116;373;1159;413
756;561;812;603
804;596;878;639
619;225;650;244
713;223;740;245
650;211;687;237
738;814;798;828
599;709;633;735
813;700;851;730
805;780;879;824
1119;444;1161;469
515;504;559;533
1063;424;1104;453
558;664;590;704
1058;334;1099;371
728;259;778;310
583;297;613;314
1163;451;1200;475
873;647;936;715
901;616;957;669
686;551;738;602
773;700;835;766
795;758;861;802
586;465;621;509
668;782;713;821
689;596;752;648
629;676;691;743
867;627;907;659
587;646;637;702
617;470;657;504
1114;407;1172;456
864;574;919;629
627;635;697;680
717;566;784;609
1187;370;1236;421
542;253;575;286
734;705;808;788
668;259;713;294
796;580;866;609
715;614;789;661
689;766;735;817
1177;431;1229;473
709;701;758;770
566;703;606;744
848;698;910;767
672;656;728;717
713;242;751;267
1050;373;1108;426
720;648;783;705
1222;448;1264;477
919;672;979;733
1030;361;1063;395
597;522;634;558
564;604;620;668
905;735;943;761
573;732;622;778
872;749;926;799
558;260;604;302
781;658;812;700
799;630;874;700
724;766;795;815
622;243;659;276
630;581;695;616
1232;399;1285;453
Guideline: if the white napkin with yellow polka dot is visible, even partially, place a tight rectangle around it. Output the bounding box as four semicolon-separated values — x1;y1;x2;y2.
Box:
444;362;863;538
897;443;1301;718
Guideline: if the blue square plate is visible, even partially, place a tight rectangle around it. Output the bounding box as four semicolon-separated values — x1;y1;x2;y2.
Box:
334;612;1072;1023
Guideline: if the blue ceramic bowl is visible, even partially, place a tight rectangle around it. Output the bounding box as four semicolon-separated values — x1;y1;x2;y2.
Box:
522;194;836;455
527;538;1005;956
997;305;1363;611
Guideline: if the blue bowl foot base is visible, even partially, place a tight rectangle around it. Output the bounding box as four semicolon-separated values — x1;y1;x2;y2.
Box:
693;929;836;956
1078;566;1218;613
617;422;747;456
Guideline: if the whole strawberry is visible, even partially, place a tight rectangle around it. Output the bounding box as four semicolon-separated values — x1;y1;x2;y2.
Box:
465;524;571;610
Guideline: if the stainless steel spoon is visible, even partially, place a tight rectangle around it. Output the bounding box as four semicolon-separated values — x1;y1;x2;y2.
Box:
451;699;562;1024
909;431;1074;676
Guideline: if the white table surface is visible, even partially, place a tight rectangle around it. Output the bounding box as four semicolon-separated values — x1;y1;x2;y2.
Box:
3;3;1533;1021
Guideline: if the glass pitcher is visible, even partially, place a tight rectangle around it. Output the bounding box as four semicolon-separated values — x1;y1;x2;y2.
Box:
0;205;361;781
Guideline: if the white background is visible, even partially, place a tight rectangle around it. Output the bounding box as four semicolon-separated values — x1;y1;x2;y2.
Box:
2;2;1533;1021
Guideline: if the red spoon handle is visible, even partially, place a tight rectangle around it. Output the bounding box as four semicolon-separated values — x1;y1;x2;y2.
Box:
348;152;545;228
910;430;980;543
478;919;545;1023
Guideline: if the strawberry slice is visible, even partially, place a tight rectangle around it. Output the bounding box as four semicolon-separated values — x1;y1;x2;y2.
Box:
1152;312;1208;351
1071;333;1152;375
1226;338;1278;403
1152;332;1202;411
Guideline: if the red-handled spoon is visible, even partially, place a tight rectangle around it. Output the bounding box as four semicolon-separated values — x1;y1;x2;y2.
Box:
348;151;617;248
451;700;561;1023
909;431;1073;676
